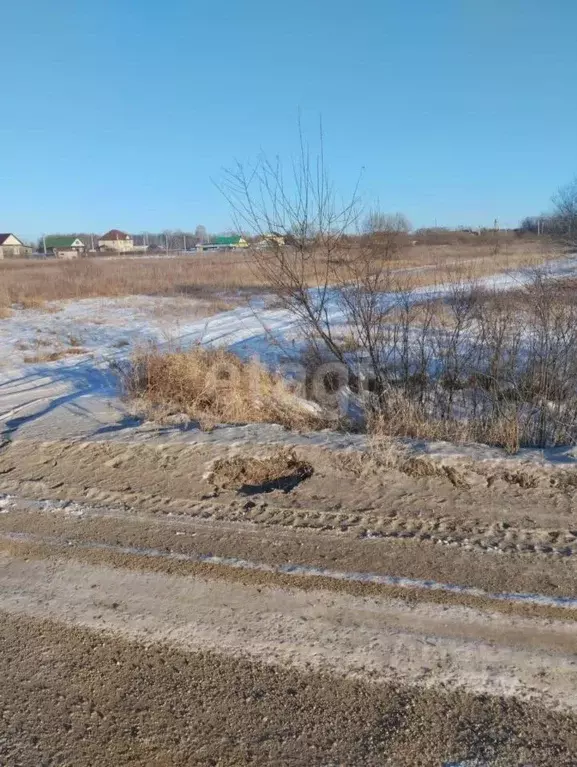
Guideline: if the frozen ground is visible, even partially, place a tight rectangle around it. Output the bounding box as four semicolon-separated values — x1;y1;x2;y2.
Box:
1;255;577;462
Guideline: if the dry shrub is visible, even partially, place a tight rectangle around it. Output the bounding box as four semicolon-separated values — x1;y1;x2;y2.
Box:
124;345;329;431
476;417;521;456
19;296;46;310
368;394;523;454
310;274;577;454
23;348;87;364
205;449;314;493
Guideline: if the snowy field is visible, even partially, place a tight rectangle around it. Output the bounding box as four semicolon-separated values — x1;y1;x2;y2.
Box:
2;255;577;464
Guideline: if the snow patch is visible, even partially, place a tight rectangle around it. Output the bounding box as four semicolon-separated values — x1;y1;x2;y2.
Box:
2;524;577;611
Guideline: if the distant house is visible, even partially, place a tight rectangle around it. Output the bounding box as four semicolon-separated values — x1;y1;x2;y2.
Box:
44;236;85;259
204;235;248;251
261;233;285;247
98;229;134;252
0;233;31;259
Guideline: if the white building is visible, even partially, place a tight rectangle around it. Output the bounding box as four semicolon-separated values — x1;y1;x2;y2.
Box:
0;233;30;258
98;229;134;252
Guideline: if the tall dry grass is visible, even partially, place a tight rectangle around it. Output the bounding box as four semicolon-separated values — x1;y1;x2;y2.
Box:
0;240;558;310
367;396;523;455
0;255;261;309
123;345;328;431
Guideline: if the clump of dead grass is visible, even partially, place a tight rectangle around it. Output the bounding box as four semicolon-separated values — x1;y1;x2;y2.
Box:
367;393;524;455
19;296;47;310
204;448;314;494
23;347;88;364
124;345;329;431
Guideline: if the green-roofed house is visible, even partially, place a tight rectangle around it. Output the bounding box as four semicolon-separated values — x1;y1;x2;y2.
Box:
204;235;248;251
44;236;86;259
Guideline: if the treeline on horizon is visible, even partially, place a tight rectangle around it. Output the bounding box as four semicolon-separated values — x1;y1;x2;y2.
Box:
31;174;577;251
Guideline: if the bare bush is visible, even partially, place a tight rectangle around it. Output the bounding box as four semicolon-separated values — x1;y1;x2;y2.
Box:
222;139;577;451
122;276;577;451
361;276;577;452
221;136;417;413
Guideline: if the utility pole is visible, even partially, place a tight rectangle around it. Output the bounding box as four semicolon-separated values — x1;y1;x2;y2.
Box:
42;235;46;255
183;233;187;252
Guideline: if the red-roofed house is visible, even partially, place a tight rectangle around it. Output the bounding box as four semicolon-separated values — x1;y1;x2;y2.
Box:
98;229;134;253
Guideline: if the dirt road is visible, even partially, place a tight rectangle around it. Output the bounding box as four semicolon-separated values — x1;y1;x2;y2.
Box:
1;437;577;765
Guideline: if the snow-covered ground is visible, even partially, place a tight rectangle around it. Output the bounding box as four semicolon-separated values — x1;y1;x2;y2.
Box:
1;255;577;463
0;293;299;441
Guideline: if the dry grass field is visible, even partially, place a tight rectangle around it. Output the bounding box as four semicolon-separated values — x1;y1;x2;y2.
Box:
0;239;558;309
0;252;260;309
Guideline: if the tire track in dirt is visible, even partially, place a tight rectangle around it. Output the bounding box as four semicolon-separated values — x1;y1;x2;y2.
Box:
2;474;577;558
2;527;577;612
2;438;577;615
1;495;577;624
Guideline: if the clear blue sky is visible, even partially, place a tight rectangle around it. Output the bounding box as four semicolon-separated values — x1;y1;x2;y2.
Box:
2;0;576;241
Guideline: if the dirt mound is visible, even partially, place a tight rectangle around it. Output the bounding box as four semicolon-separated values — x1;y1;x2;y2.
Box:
206;449;314;494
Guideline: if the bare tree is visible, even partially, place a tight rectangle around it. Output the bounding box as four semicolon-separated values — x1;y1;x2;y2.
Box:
222;139;358;357
221;132;421;419
363;210;411;235
552;177;577;246
162;230;185;253
195;225;208;245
